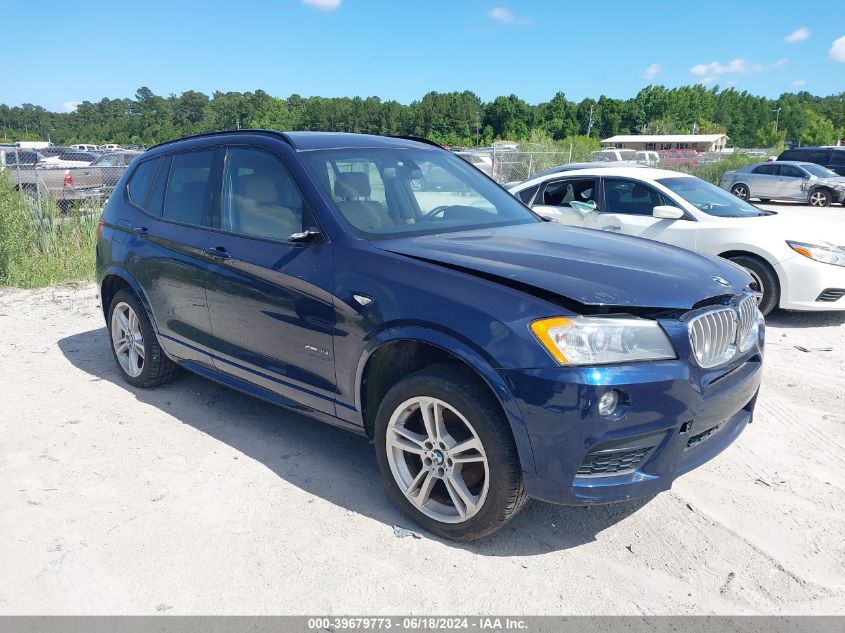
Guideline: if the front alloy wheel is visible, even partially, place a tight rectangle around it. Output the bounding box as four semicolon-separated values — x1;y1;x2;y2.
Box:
374;364;527;540
386;396;489;523
809;189;831;207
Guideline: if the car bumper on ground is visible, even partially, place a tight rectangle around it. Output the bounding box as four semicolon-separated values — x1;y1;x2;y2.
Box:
501;350;763;505
777;253;845;311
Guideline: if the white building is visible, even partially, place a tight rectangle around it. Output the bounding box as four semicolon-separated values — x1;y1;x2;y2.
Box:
601;134;729;153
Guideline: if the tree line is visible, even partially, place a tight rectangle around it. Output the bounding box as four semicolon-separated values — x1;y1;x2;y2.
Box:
1;84;843;149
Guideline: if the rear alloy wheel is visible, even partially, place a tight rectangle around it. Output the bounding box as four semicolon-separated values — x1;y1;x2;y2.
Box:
728;255;780;316
108;289;180;388
374;364;527;540
731;184;750;200
809;189;831;207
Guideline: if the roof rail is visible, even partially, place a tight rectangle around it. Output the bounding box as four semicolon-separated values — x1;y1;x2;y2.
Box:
389;135;444;149
149;129;293;150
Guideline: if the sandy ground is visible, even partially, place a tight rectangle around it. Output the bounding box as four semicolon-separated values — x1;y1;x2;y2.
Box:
0;203;844;615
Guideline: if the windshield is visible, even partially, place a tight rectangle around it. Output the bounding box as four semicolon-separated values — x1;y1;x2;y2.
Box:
801;163;838;178
300;147;539;238
657;176;768;217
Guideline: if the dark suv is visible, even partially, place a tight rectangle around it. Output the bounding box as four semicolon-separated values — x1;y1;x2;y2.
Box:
96;131;764;540
778;146;845;176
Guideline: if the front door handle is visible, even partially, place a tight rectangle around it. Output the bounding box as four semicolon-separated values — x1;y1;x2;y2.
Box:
205;246;231;259
602;224;622;232
134;226;150;238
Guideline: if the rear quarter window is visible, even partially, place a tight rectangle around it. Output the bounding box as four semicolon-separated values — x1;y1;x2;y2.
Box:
126;158;161;208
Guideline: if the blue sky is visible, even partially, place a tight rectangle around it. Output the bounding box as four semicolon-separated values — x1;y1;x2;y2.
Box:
4;0;844;112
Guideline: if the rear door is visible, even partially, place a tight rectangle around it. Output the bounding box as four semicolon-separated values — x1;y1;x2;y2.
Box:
125;148;219;366
597;177;697;249
203;144;337;416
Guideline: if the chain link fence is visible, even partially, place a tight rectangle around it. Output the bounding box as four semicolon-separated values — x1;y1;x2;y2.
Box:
0;145;136;214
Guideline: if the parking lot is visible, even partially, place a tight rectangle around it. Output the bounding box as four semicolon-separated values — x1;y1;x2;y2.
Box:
0;202;843;615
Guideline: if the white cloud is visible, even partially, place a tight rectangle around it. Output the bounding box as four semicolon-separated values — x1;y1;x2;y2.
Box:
488;7;533;25
301;0;341;11
829;36;845;62
792;79;807;87
62;101;82;113
785;27;810;43
690;58;762;78
642;63;661;81
773;58;788;68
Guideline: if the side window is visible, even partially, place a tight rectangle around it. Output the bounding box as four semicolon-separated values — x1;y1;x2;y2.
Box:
778;165;803;178
603;179;670;216
541;178;597;211
753;164;777;175
162;149;216;226
830;152;845;167
126;157;161;209
221;147;308;241
516;184;540;205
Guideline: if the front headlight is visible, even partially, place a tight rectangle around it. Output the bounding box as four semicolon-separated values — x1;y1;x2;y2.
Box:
787;241;845;267
530;316;676;366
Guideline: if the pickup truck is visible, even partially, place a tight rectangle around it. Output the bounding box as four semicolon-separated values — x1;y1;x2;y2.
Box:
0;147;105;210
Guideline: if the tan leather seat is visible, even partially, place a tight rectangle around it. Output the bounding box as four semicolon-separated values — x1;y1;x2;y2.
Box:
234;175;300;240
333;172;389;232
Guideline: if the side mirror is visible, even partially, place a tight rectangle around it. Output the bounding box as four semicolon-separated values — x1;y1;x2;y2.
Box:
653;205;685;220
289;227;322;244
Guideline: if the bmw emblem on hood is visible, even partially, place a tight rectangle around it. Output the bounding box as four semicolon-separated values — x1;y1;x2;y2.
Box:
712;276;732;287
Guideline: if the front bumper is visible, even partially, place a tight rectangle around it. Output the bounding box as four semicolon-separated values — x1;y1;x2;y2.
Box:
777;253;845;311
502;336;763;505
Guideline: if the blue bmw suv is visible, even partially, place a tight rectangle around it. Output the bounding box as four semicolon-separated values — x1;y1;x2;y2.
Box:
96;131;764;540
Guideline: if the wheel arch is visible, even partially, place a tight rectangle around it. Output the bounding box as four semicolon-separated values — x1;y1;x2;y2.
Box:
355;327;536;475
718;249;782;301
99;268;159;331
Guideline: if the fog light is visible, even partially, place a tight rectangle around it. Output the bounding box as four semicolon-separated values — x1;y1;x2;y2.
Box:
598;390;620;417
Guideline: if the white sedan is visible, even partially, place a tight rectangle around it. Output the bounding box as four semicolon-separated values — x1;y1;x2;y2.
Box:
508;167;845;314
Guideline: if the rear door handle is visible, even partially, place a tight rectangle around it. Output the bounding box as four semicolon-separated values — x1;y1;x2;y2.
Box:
134;226;149;238
205;245;231;260
602;224;622;232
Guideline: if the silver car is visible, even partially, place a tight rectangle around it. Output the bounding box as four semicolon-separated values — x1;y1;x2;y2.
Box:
720;160;845;207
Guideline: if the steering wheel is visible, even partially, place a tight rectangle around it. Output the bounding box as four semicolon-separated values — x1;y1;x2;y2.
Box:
420;205;451;221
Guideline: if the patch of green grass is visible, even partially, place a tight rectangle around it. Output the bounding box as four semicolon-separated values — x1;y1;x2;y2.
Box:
0;172;101;288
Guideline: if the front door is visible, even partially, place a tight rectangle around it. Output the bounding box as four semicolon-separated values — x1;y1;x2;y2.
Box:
597;177;697;250
774;164;808;200
203;145;337;416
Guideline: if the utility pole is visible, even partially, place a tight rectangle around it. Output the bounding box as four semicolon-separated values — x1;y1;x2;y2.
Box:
586;104;594;137
475;111;480;147
773;107;781;133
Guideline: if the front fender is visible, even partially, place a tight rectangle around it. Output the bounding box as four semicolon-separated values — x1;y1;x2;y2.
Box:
354;326;537;475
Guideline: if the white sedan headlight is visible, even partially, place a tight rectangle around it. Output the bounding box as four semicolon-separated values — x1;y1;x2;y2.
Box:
530;316;676;366
787;241;845;267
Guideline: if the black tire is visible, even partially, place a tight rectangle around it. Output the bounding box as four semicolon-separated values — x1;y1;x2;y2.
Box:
808;188;832;207
374;363;527;541
728;255;780;316
107;288;180;388
731;183;750;200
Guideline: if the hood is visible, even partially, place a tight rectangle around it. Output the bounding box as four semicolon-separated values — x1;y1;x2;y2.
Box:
713;210;845;246
818;176;845;187
374;222;751;309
